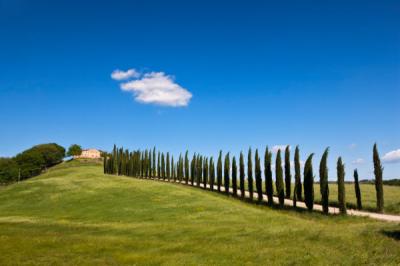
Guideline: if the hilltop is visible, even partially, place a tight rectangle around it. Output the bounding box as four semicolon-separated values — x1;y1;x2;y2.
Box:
0;160;399;265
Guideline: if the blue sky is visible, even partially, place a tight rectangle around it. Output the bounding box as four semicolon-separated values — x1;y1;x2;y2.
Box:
0;0;399;180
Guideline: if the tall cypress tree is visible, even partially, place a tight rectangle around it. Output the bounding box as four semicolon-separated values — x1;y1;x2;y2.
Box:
224;153;230;195
161;153;166;180
248;148;254;200
209;157;215;191
354;169;362;210
319;148;329;214
239;152;245;198
275;150;285;207
152;147;156;178
294;146;302;202
171;156;175;182
157;152;161;179
166;152;170;181
232;156;237;196
191;154;196;185
303;154;314;211
185;151;189;184
197;155;202;187
284;146;291;199
255;149;262;202
148;150;152;178
337;157;346;214
264;147;274;205
217;151;222;192
373;143;384;213
203;157;208;188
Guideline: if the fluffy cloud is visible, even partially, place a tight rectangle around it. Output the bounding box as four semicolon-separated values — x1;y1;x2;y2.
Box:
382;149;400;164
352;158;365;165
120;72;192;107
111;69;140;80
272;145;290;153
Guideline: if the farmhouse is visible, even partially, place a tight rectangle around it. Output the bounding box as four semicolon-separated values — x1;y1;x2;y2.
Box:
75;148;101;159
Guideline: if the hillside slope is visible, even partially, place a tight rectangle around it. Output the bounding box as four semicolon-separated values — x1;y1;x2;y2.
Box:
0;161;399;265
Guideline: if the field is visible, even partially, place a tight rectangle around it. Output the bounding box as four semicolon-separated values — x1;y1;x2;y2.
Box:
0;160;399;265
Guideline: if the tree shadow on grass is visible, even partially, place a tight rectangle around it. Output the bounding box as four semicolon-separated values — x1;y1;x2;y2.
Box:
381;230;400;241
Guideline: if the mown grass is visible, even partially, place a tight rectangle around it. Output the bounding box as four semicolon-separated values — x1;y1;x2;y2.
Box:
0;160;399;265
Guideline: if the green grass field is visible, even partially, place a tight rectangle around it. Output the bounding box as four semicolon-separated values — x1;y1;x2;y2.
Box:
0;160;399;265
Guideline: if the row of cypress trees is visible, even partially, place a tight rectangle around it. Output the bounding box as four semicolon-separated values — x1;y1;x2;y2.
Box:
104;144;385;214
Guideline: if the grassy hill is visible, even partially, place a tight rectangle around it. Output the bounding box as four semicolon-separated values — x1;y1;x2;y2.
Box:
0;161;399;265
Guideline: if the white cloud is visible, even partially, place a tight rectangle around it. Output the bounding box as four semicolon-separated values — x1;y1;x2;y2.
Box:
382;149;400;164
352;158;365;165
111;69;140;80
120;72;192;107
272;145;290;154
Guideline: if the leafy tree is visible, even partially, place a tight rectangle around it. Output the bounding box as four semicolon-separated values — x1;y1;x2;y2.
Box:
217;151;223;192
185;151;189;184
373;143;384;213
354;169;362;210
275;150;285;207
248;148;254;200
319;148;329;214
67;144;82;157
303;154;314;211
255;149;263;202
294;146;302;202
337;157;346;214
239;152;245;198
284;146;291;199
224;153;230;195
0;158;19;183
209;157;215;191
232;156;237;196
264;147;274;205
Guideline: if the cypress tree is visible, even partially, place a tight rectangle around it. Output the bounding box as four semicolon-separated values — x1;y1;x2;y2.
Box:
166;152;170;181
152;147;156;178
161;153;165;180
284;146;291;199
239;152;245;198
294;146;302;202
354;169;362;210
209;157;215;191
112;144;118;174
185;151;189;184
373;143;384;213
148;150;152;178
232;156;237;196
191;154;196;185
197;155;202;187
248;148;254;200
217;151;222;192
157;152;161;179
203;157;208;188
264;147;274;205
171;156;175;182
103;154;107;174
224;153;230;195
319;148;329;214
337;157;346;214
275;150;285;207
303;154;314;211
255;149;262;202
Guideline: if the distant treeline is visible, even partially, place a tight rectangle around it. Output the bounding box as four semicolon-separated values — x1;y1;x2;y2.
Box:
0;143;65;184
104;144;385;214
359;179;400;186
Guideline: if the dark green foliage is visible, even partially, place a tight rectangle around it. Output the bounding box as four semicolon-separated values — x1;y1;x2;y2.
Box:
354;169;362;210
232;156;237;196
275;150;285;207
294;146;302;203
157;152;161;179
319;148;329;214
152;148;156;178
284;146;291;199
224;153;230;195
185;151;189;184
373;143;384;213
337;157;346;214
0;158;19;183
191;154;196;185
203;157;208;188
264;147;273;205
67;144;82;157
197;155;202;187
239;152;245;198
255;149;262;202
161;153;166;180
303;154;314;211
248;148;253;200
217;151;222;192
209;157;215;191
166;152;170;181
171;156;175;181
